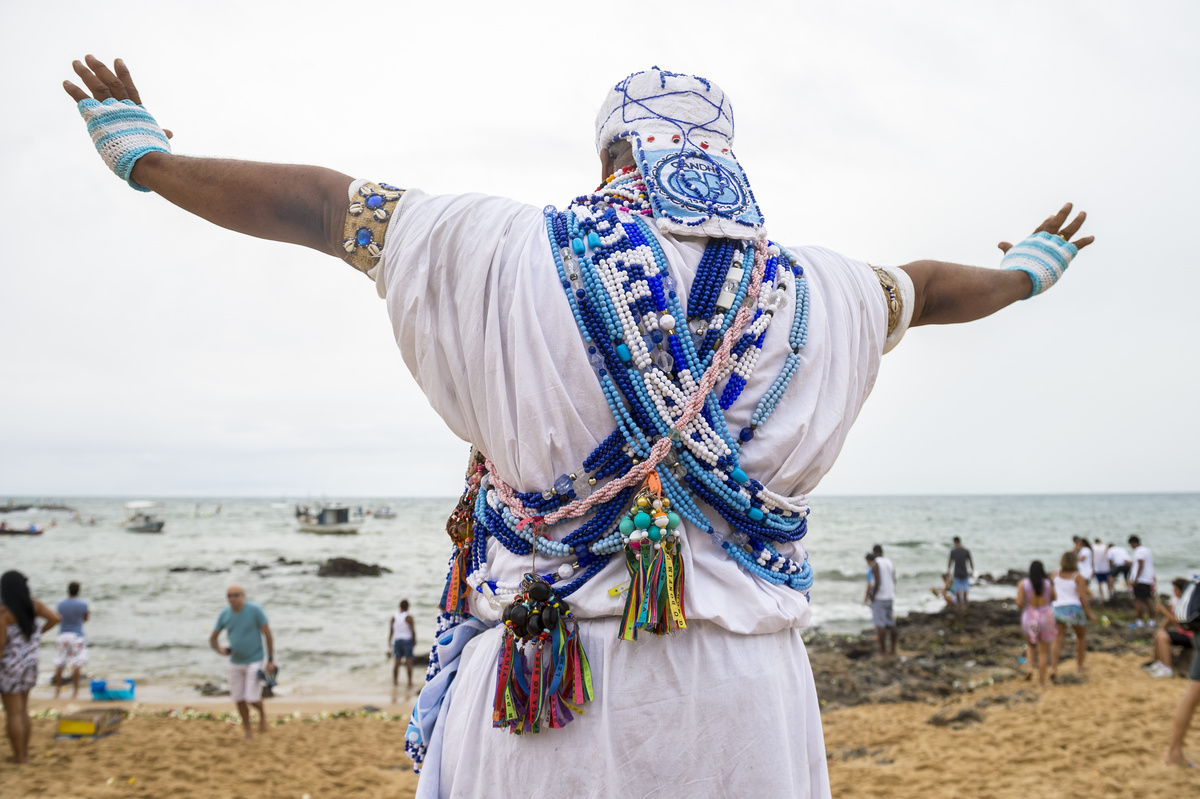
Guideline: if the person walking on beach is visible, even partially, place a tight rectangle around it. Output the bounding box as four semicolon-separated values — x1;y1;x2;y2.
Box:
209;584;276;741
947;537;974;612
1092;539;1112;602
1106;542;1133;592
1016;560;1056;687
1146;578;1194;679
62;57;1094;796
389;599;417;687
52;581;89;699
1129;535;1156;627
1;571;60;763
1073;537;1094;596
868;545;898;656
1050;551;1096;677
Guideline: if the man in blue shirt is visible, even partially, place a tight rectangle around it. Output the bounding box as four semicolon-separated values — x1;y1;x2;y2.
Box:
53;582;89;698
209;584;276;740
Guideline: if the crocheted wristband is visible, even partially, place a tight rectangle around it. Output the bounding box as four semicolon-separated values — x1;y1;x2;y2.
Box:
1001;231;1078;299
78;98;172;192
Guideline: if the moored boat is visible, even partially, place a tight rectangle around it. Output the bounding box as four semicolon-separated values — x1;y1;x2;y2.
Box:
0;523;43;536
124;501;165;533
296;504;360;535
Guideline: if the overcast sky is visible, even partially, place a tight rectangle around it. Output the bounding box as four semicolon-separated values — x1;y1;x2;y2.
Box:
1;1;1196;498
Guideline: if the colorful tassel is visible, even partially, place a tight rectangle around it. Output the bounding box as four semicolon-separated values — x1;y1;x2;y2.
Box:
442;448;485;615
493;574;593;735
618;471;686;639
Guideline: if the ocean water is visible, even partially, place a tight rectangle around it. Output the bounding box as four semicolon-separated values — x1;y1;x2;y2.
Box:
3;494;1197;694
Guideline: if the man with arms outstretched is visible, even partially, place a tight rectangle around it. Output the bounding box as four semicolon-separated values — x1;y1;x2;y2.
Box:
65;56;1092;797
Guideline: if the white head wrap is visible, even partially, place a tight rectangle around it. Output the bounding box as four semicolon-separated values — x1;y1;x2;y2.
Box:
595;67;766;239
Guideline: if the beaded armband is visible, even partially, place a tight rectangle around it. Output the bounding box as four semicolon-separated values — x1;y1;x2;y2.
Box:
872;266;902;337
1001;231;1078;299
342;182;405;276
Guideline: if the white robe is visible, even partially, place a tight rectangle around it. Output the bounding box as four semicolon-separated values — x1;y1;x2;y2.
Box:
368;186;912;799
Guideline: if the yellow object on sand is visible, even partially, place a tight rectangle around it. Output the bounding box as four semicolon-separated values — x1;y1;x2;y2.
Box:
56;709;127;739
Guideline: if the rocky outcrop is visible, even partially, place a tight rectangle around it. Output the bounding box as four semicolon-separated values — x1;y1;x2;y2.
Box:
316;557;393;577
807;595;1180;712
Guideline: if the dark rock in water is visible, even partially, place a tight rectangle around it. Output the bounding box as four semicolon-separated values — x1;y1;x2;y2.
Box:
317;557;393;577
196;681;229;696
928;707;984;727
169;566;228;573
275;556;305;566
977;569;1026;586
249;564;269;571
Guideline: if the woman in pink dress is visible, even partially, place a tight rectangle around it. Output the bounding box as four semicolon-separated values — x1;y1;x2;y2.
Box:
1016;560;1057;686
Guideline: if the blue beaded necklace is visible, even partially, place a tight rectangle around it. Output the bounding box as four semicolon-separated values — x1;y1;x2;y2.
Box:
467;167;816;614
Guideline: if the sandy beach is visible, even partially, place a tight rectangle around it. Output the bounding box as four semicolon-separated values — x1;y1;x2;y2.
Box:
4;618;1197;797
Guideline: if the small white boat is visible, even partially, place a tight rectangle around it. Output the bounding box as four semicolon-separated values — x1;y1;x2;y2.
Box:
296;504;359;535
373;505;396;519
124;501;165;533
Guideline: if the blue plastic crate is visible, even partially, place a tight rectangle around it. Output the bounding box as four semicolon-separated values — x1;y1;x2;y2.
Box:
90;679;135;701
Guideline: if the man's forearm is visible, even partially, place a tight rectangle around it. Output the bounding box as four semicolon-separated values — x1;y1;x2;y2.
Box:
900;260;1032;327
131;153;353;258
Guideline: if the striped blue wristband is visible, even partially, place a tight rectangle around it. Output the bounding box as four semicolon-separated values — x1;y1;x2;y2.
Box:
1001;231;1078;299
78;98;171;192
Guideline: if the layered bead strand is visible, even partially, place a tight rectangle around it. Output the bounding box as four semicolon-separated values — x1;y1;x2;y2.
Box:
467;166;817;609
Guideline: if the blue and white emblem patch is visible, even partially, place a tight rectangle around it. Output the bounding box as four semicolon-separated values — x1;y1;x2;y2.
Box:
638;146;764;236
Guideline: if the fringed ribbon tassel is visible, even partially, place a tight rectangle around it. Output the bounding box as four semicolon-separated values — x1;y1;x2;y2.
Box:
492;631;529;732
620;545;649;640
560;621;594;707
440;544;472;615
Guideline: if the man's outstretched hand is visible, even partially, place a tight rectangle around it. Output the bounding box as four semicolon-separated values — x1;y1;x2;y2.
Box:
998;203;1094;254
62;54;353;258
63;55;173;139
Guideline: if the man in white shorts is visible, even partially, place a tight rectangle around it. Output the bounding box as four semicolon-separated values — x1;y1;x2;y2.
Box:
209;584;276;740
53;581;89;698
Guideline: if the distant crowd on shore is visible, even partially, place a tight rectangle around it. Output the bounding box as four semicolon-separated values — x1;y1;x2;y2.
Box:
862;533;1198;767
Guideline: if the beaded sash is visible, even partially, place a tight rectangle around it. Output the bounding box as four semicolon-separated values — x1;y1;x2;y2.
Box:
462;167;814;617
